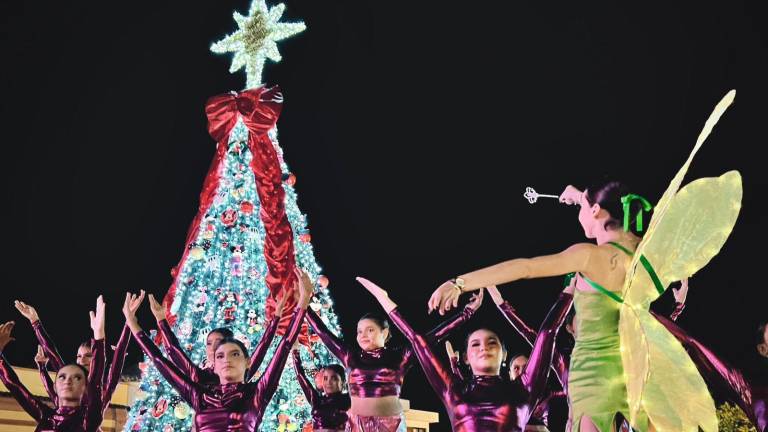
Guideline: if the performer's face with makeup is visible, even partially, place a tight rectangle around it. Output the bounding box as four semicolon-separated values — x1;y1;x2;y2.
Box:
758;324;768;358
206;331;227;362
509;355;528;380
465;329;505;376
214;342;248;384
577;192;600;239
356;319;388;351
76;345;93;369
56;365;87;404
321;368;343;394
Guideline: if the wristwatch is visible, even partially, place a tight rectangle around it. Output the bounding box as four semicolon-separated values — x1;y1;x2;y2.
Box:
450;277;466;292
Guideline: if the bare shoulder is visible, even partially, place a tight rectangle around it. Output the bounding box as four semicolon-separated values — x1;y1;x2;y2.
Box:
559;243;597;272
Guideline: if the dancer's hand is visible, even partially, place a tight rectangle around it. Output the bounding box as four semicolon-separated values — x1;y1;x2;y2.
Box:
467;288;484;310
90;295;106;340
0;322;14;353
356;277;398;313
673;278;689;304
487;285;504;305
123;291;146;333
34;345;48;365
428;281;461;315
445;341;459;364
295;268;314;310
559;185;583;206
274;290;288;317
148;294;167;322
14;301;39;324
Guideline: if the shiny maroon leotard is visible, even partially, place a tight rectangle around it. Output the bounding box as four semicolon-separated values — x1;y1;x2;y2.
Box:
292;350;350;430
32;321;130;414
305;305;476;399
132;307;305;432
156;315;279;386
0;339;106;432
389;292;573;432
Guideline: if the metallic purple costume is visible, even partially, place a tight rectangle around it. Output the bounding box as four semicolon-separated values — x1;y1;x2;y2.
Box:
495;301;571;430
132;307;305;432
157;315;279;386
32;321;130;412
388;292;572;432
305;305;476;399
292;350;350;430
0;339;106;432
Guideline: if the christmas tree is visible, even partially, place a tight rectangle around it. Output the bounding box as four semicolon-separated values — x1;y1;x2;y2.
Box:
123;2;342;431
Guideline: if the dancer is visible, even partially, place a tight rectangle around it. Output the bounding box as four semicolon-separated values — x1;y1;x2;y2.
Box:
292;345;350;432
147;292;285;385
304;275;482;432
15;300;130;412
754;322;768;431
123;267;312;431
359;277;571;431
427;90;740;432
0;296;107;432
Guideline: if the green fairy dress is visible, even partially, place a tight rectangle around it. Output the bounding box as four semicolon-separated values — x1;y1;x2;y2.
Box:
569;90;742;432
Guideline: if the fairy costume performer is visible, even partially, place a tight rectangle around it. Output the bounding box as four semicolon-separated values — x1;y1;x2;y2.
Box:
429;90;741;431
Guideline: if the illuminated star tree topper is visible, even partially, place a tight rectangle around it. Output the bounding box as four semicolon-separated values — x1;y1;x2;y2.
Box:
211;0;306;89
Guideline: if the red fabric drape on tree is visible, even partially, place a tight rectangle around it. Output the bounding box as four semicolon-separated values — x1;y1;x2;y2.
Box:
163;86;306;341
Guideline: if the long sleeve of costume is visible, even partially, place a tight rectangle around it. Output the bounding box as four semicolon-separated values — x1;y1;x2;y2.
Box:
306;309;349;365
132;329;199;403
157;318;203;380
85;339;106;429
400;306;477;368
102;325;131;406
255;307;307;409
36;360;57;401
651;311;757;427
292;350;318;406
425;305;477;344
247;316;279;381
0;353;49;421
31;320;65;371
497;301;570;388
388;308;454;400
520;293;572;405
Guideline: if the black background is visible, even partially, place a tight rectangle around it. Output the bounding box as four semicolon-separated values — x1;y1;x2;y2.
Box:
1;1;766;430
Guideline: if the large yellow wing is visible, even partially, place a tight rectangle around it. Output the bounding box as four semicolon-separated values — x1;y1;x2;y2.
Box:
618;90;741;431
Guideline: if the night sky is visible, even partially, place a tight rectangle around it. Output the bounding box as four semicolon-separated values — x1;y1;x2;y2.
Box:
1;1;767;430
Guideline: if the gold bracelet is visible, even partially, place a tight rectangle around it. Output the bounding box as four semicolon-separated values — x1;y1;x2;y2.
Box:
450;277;466;293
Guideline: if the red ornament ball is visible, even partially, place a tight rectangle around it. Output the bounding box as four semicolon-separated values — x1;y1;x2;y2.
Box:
240;201;254;214
318;275;329;288
285;173;297;186
299;232;312;243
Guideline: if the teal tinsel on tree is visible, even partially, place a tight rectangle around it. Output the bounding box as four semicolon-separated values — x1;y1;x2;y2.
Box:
123;3;341;430
123;120;342;432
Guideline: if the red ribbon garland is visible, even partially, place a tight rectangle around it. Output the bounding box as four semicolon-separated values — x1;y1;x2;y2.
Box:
163;86;311;343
